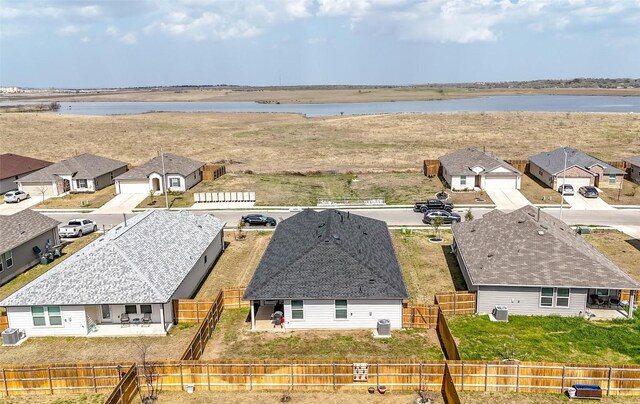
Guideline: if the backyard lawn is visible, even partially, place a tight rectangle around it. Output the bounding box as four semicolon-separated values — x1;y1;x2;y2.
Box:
0;233;99;302
519;174;567;205
201;308;443;361
585;230;640;282
0;393;105;404
34;185;117;209
599;179;640;205
391;230;466;303
459;391;640;403
447;314;640;364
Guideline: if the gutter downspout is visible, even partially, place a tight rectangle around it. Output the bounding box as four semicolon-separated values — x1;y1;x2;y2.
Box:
629;292;635;319
250;301;256;330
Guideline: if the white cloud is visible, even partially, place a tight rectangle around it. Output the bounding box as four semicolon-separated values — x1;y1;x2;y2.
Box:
106;26;137;45
57;24;86;36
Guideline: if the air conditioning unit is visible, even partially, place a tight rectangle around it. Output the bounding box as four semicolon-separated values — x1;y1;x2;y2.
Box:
493;306;509;322
377;319;391;336
2;328;25;346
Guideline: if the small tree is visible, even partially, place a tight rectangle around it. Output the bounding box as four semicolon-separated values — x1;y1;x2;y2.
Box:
36;184;50;202
465;208;474;222
148;190;156;205
431;216;444;241
135;340;160;403
235;218;246;240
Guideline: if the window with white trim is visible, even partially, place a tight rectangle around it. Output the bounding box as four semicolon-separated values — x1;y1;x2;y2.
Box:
335;300;348;319
77;179;88;188
125;305;137;315
32;306;46;326
4;251;12;268
556;288;570;307
169;177;180;187
540;288;554;307
460;176;467;186
140;305;152;314
540;288;571;308
608;174;616;184
48;306;62;326
291;300;304;320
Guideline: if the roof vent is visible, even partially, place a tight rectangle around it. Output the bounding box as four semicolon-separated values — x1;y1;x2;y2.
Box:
540;225;548;230
470;228;476;232
517;219;525;224
537;230;545;236
527;212;535;218
369;279;375;284
332;234;340;240
487;253;494;258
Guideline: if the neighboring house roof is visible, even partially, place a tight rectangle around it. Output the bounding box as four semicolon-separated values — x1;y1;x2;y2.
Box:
451;205;640;290
0;154;53;181
0;210;225;306
115;153;204;181
0;209;60;254
439;148;520;176
529;147;626;176
243;209;409;301
623;155;640;167
18;154;128;183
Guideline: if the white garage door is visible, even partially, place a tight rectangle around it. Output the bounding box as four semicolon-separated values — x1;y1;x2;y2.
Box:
559;177;592;188
484;175;518;189
117;180;149;194
20;183;56;196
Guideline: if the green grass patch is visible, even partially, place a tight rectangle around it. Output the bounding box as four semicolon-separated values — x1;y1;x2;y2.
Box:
448;314;640;364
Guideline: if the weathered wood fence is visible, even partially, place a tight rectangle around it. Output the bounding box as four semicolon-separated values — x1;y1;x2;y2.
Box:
434;291;476;315
423;159;441;177
0;313;8;333
180;291;225;361
202;164;226;181
402;304;439;329
104;364;138;404
173;287;248;323
442;363;461;404
437;310;460;361
505;159;529;173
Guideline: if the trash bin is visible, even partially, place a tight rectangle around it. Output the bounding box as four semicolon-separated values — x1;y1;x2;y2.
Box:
567;387;576;398
186;384;195;394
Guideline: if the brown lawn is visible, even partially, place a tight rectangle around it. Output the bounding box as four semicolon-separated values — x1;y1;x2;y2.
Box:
0;393;105;404
519;174;567;205
34;185;117;209
584;230;640;282
459;391;639;403
1;112;638;174
599;180;640;205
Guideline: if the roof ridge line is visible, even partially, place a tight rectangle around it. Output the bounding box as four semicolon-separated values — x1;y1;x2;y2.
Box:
111;243;165;302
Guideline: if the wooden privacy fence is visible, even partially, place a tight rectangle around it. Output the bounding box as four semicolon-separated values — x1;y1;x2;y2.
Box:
447;361;640;396
0;362;131;396
173;287;248;323
423;159;441;177
202;164;226;181
180;292;225;361
505;159;529;174
0;313;8;333
434;291;476;315
104;364;138;404
437;310;460;361
402;304;439;329
442;363;461;404
138;360;446;392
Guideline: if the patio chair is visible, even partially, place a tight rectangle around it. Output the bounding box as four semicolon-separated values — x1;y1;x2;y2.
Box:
589;294;605;308
120;313;130;327
142;312;151;327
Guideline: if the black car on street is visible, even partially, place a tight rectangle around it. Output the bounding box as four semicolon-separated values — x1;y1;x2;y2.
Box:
242;214;277;226
413;199;454;213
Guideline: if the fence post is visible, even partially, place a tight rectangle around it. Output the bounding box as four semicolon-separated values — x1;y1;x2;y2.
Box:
47;367;53;394
516;364;520;393
290;364;294;390
561;366;566;394
249;364;253;391
461;362;464;391
332;364;336;390
92;365;97;393
180;363;184;391
484;363;488;392
453;293;457;315
206;364;211;391
607;367;612;396
376;363;380;390
419;363;423;391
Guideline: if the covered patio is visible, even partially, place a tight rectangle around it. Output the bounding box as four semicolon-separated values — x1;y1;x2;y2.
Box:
249;301;286;332
586;288;637;320
87;322;168;337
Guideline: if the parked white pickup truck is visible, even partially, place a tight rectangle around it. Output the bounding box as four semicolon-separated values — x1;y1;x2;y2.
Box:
59;219;97;238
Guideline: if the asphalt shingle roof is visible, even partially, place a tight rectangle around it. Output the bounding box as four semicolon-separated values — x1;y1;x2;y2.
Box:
0;154;53;181
439;148;520;176
243;209;409;300
0;209;60;254
18;154;128;182
0;210;225;306
529;147;626;176
624;155;640;167
115;153;204;181
451;205;640;289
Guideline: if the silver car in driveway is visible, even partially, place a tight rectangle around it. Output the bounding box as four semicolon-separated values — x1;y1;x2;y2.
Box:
557;184;575;196
4;190;30;203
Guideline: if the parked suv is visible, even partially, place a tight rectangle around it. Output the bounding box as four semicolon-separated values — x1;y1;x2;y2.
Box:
4;190;30;203
557;184;575;196
422;210;461;224
242;214;277;226
59;219;98;238
413;199;454;213
578;186;599;198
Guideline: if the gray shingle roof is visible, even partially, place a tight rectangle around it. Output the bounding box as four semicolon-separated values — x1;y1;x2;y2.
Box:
18;154;128;182
0;210;225;306
115;154;204;181
529;147;626;176
0;209;60;254
451;205;640;289
243;209;409;300
624;155;640;167
439;148;520;176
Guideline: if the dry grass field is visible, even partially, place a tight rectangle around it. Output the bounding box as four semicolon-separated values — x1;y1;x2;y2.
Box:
519;174;567;205
585;230;640;282
0;393;105;404
459;391;639;403
1;112;638;174
599;180;640;205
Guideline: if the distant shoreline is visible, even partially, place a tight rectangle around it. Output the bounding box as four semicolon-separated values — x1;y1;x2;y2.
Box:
0;102;60;113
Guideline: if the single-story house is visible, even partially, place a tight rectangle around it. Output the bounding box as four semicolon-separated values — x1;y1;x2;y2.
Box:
439;148;521;190
451;205;639;318
0;209;60;285
529;147;626;190
624;155;640;184
114;153;204;194
243;209;409;331
0;210;225;337
0;153;53;195
17;153;128;196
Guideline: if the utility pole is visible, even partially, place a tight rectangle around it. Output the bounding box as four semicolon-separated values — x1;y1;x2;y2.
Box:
161;151;169;210
559;146;568;220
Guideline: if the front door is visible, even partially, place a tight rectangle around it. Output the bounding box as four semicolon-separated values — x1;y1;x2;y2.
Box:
101;304;112;323
152;178;161;192
475;175;482;188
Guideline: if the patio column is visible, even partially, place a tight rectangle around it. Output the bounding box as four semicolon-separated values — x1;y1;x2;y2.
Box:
160;304;166;332
250;301;256;330
628;292;635;319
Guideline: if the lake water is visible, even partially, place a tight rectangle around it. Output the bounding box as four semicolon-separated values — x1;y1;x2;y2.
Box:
3;95;640;116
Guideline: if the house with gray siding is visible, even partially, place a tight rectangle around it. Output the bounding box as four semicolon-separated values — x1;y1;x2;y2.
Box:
624;155;640;184
0;209;60;285
17;154;128;197
529;147;626;190
439;148;521;190
115;153;204;195
0;154;53;194
0;210;225;337
451;205;639;319
243;209;409;331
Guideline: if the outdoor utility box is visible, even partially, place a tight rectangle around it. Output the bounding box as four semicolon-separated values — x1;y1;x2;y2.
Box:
2;328;22;346
572;384;602;399
577;226;591;235
377;319;391;336
493;305;509;322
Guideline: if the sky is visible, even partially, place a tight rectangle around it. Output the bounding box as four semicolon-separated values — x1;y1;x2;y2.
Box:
1;0;640;88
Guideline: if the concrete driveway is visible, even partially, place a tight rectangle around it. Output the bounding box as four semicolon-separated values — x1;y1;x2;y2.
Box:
0;195;50;215
94;193;148;214
485;189;531;210
564;194;613;210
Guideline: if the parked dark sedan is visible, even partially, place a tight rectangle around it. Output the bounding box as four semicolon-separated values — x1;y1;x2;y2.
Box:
242;214;277;226
413;199;454;213
578;186;599;198
422;210;461;224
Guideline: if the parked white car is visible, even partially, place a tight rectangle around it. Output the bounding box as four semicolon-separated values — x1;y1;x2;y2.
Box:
3;190;30;203
59;219;97;238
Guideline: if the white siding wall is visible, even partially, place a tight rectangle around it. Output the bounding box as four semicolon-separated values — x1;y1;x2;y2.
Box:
6;305;89;336
477;286;588;316
629;164;640;184
283;299;403;330
166;175;187;192
183;169;202;190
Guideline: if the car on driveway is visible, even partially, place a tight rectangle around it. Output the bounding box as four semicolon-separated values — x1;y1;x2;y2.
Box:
4;190;29;203
59;219;98;238
413;199;454;213
422;210;461;225
578;186;599;198
242;214;277;226
557;184;575;196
